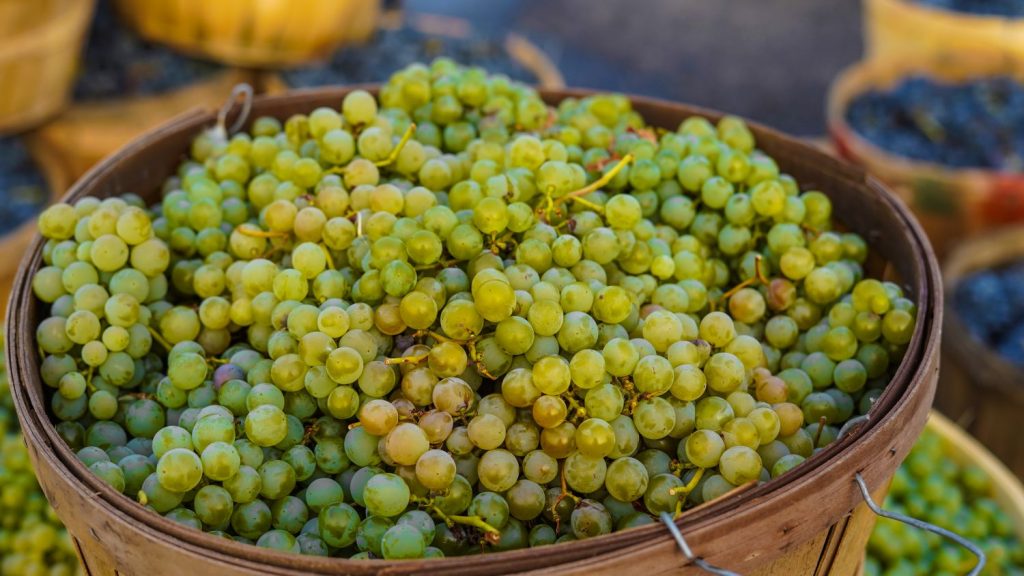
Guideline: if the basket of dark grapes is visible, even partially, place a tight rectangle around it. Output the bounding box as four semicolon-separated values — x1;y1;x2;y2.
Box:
34;0;254;178
0;0;94;132
828;59;1024;257
0;137;70;300
6;60;941;575
264;14;565;94
933;226;1024;480
865;0;1024;77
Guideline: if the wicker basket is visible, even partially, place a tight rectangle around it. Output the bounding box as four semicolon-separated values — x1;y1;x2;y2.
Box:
0;138;72;306
827;59;1024;258
936;227;1024;479
0;0;95;133
112;0;381;68
31;69;255;179
864;0;1024;76
6;87;941;575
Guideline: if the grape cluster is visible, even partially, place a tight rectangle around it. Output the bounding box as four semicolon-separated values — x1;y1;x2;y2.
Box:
846;75;1024;170
0;334;83;575
0;137;50;238
915;0;1024;17
282;25;536;90
31;59;917;559
865;428;1024;575
73;0;223;101
954;263;1024;366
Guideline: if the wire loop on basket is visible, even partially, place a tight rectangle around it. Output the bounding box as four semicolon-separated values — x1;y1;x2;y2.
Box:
659;512;742;576
854;473;986;576
216;83;254;137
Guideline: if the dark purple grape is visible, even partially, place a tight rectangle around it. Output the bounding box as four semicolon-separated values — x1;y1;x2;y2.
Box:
74;0;222;101
846;75;1024;170
915;0;1024;17
282;26;535;89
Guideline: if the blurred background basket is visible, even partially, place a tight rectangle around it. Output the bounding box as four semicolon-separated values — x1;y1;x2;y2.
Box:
865;0;1024;76
112;0;381;68
0;137;71;304
926;411;1024;535
827;58;1024;257
939;227;1024;479
0;0;95;133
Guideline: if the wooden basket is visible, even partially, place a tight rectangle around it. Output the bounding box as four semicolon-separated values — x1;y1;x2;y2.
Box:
5;87;941;575
112;0;381;68
827;59;1024;258
935;226;1024;479
0;0;95;133
31;69;255;179
926;411;1024;533
864;0;1024;76
0;138;73;307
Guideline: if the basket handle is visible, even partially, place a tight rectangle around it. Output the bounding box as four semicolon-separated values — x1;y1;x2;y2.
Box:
854;473;986;576
659;512;741;576
215;83;255;138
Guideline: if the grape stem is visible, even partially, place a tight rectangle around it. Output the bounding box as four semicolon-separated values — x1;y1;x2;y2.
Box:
467;339;497;380
374;122;417;167
537;154;634;223
236;224;290;239
301;422;321;445
561;393;586;423
384;353;429;366
85;366;95;392
670;467;705;519
555;153;634;206
711;254;768;311
146;326;173;352
619;376;639;415
549;465;580;532
813;415;828;447
411;495;501;538
320;244;336;270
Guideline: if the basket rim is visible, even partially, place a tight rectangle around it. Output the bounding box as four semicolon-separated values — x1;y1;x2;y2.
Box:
826;60;1024;183
5;85;943;574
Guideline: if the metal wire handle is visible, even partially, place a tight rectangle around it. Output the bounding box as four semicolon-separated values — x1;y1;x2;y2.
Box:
215;83;254;137
854;473;986;576
660;512;742;576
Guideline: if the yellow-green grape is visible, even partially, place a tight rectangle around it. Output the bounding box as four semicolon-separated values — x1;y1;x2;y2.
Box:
24;59;916;558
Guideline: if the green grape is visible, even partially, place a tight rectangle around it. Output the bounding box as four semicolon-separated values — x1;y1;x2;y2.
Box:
364;473;410;517
25;60;916;559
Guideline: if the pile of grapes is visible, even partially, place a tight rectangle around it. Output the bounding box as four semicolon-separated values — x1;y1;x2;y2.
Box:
0;334;83;575
0;137;50;237
954;263;1024;366
845;75;1024;171
30;59;917;559
281;25;536;90
915;0;1024;17
865;428;1024;575
73;0;222;101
